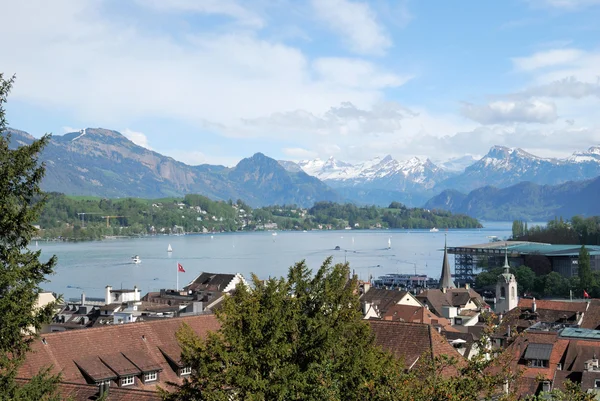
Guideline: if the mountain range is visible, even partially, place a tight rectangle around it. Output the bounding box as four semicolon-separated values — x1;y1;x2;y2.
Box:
424;177;600;221
3;127;600;219
280;146;600;206
3;128;339;207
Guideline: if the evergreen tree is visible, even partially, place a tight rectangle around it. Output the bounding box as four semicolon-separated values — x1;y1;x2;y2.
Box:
0;73;61;399
578;245;593;295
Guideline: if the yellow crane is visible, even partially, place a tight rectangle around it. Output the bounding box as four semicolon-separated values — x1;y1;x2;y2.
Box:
101;215;124;228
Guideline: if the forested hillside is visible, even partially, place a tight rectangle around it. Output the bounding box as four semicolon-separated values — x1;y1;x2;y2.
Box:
34;194;481;241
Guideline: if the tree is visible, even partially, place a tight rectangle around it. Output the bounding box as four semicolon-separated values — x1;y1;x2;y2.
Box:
513;265;535;296
0;73;61;399
164;258;403;401
578;245;593;294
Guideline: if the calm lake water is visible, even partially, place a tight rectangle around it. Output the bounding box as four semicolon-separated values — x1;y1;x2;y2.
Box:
36;222;522;299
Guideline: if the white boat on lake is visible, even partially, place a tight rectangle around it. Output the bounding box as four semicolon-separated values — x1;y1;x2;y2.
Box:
167;244;173;252
430;227;439;232
131;255;141;264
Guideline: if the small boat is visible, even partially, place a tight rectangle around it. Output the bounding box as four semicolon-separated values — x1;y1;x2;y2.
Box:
430;227;439;232
388;238;391;249
334;245;341;251
167;244;173;252
272;232;278;236
131;255;141;264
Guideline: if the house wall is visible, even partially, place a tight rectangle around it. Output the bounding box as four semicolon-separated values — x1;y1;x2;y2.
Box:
397;294;422;307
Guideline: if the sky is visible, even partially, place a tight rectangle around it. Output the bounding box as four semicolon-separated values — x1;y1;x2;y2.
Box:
2;0;600;166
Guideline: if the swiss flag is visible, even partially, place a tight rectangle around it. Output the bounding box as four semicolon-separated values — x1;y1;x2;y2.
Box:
584;290;590;299
178;263;185;273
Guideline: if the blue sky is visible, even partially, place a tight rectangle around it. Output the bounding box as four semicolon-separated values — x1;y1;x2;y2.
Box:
2;0;600;165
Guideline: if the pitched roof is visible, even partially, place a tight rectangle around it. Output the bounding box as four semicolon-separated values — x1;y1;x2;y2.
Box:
16;379;162;401
439;239;456;289
382;304;457;332
361;288;417;315
416;288;485;317
369;320;463;376
580;299;600;330
184;272;236;292
18;314;220;392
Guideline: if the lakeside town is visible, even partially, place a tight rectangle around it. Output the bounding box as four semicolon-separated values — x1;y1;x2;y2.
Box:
19;234;600;399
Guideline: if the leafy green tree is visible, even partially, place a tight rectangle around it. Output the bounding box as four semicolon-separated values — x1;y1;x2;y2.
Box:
164;258;404;401
578;245;594;294
544;272;568;298
0;73;61;399
513;265;535;295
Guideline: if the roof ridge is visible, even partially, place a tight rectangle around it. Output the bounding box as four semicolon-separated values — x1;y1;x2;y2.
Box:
37;314;218;339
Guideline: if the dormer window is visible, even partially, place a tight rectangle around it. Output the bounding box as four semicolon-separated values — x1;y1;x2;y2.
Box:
524;343;552;369
143;371;158;382
180;366;192;376
120;375;135;387
529;359;548;368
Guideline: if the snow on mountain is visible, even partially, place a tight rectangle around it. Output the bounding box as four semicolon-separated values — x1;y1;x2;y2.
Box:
437;155;478;173
438;144;600;193
292;154;452;191
567;146;600;164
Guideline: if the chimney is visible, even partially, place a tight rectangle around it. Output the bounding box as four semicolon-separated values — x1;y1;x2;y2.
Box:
465;283;470;290
507;325;511;338
442;287;447;294
81;292;86;306
363;282;371;294
134;285;139;301
532;297;537;313
105;286;112;305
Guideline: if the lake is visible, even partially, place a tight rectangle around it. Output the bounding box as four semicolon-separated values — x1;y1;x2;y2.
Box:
36;222;520;299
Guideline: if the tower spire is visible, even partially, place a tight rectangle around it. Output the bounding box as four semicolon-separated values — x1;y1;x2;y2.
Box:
439;234;456;290
503;244;510;274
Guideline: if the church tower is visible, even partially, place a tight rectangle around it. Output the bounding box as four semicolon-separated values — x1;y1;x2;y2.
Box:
439;235;456;290
496;245;518;313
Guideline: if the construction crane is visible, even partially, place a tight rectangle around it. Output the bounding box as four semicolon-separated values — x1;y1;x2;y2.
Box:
101;216;125;228
76;212;102;228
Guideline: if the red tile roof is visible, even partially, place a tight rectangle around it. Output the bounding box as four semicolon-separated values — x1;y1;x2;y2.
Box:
518;299;587;313
18;314;220;392
16;379;162;401
369;320;464;377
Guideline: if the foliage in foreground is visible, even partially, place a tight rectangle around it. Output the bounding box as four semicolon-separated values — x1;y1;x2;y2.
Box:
164;258;516;400
0;73;61;398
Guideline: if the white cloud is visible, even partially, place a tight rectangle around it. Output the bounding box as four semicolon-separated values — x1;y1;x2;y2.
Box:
122;128;152;150
512;49;584;71
1;1;407;133
461;99;558;124
282;147;318;160
311;0;392;55
137;0;264;28
313;58;412;89
516;77;600;98
528;0;600;9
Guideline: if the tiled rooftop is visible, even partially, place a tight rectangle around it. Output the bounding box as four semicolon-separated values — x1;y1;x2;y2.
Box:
19;314;220;392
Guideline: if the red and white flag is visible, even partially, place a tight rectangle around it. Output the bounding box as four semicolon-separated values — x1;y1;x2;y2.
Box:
178;263;185;273
584;290;590;299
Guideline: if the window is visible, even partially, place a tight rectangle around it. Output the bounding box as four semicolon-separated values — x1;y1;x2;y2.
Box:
454;317;463;325
511;287;515;300
500;287;506;299
529;359;548;368
595;379;600;388
180;367;192;376
144;371;157;382
97;380;110;387
121;376;135;386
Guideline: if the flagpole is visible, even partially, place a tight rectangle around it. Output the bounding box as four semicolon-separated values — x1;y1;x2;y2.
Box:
176;261;179;291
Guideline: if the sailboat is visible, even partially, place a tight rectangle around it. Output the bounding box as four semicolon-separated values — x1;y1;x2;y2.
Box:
167;244;173;252
387;237;391;249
